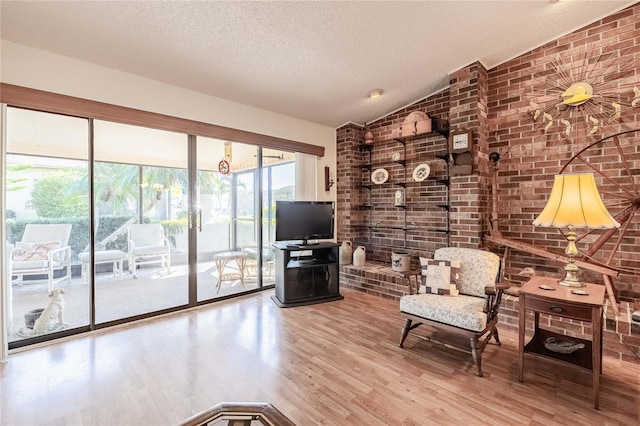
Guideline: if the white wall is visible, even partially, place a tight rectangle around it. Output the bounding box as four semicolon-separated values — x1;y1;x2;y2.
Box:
0;40;337;354
0;40;337;195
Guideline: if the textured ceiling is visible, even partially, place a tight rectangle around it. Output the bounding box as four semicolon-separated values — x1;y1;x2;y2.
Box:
1;1;636;128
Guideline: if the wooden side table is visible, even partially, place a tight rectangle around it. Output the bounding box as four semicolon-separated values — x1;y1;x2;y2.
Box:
518;276;605;409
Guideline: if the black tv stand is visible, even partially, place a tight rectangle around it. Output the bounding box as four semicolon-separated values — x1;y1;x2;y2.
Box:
271;242;343;308
285;241;320;249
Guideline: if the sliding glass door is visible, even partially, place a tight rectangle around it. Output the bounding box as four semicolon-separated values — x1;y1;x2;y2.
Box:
4;107;90;343
3;107;298;348
93;121;189;323
195;138;260;301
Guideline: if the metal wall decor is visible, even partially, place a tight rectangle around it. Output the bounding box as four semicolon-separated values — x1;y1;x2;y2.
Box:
527;44;640;140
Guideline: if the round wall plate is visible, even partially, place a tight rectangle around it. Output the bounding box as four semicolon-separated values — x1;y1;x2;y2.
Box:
412;164;430;182
371;168;389;184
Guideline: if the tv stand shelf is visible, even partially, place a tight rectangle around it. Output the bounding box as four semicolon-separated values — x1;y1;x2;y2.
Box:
271;242;343;308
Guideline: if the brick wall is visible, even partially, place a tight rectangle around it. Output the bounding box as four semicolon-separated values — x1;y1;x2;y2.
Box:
336;4;640;364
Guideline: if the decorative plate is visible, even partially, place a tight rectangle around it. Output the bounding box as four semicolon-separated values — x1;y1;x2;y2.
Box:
371;168;389;184
571;289;589;296
412;164;430;182
392;152;401;162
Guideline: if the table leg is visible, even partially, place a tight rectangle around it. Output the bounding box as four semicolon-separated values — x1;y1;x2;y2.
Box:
238;256;247;289
215;257;226;293
518;293;526;382
592;306;602;410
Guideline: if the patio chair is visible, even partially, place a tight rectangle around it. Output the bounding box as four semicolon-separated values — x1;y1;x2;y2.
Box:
399;247;510;377
10;223;72;292
242;244;276;278
127;224;171;278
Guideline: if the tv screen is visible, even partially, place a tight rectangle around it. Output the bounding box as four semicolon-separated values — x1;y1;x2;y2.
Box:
275;201;335;245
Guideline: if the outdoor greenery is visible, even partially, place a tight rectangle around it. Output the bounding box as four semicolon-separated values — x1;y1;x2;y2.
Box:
6;215;189;263
7;157;293;260
30;170;89;218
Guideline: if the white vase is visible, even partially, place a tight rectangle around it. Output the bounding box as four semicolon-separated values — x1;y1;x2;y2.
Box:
339;241;353;265
353;246;366;267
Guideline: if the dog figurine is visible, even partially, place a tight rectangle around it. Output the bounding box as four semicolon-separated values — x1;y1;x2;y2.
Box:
21;288;66;336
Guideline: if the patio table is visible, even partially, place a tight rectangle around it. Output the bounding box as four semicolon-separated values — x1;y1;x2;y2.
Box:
213;251;248;293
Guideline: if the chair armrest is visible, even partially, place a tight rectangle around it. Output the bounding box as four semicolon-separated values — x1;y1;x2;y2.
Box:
484;280;511;295
48;245;71;262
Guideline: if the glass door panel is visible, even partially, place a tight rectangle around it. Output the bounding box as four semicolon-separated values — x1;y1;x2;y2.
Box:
196;138;258;301
93;121;188;323
5;107;90;343
262;157;295;286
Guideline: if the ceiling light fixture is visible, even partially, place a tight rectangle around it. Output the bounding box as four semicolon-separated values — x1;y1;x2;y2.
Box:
367;89;384;99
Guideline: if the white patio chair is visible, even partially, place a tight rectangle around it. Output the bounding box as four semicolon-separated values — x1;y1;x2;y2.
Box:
127;224;171;278
10;223;72;292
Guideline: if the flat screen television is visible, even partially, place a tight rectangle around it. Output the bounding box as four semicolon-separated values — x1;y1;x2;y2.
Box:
275;201;335;246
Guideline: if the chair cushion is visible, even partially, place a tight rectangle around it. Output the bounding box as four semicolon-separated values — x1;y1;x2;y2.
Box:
400;293;487;332
133;245;168;256
420;258;460;295
11;259;62;270
79;250;127;262
12;241;60;261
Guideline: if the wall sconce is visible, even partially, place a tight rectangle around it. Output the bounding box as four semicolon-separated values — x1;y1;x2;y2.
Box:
324;166;335;192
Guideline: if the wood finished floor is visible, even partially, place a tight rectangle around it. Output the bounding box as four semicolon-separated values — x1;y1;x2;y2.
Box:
1;288;638;425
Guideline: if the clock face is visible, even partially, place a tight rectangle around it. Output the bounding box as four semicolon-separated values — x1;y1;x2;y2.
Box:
452;133;469;150
218;160;230;175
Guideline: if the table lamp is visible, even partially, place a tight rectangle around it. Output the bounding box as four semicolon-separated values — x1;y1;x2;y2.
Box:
533;173;620;287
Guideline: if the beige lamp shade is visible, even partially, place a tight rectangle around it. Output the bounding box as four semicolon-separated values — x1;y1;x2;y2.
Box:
533;173;620;229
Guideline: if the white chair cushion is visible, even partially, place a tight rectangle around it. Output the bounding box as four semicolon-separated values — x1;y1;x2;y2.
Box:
79;250;127;262
400;293;487;332
129;224;165;247
133;245;168;256
11;259;62;270
21;224;72;246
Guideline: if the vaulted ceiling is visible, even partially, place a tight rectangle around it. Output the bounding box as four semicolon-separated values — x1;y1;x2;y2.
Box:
1;1;636;128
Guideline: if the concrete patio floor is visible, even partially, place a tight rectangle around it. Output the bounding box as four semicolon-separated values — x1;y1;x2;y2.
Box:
8;259;273;343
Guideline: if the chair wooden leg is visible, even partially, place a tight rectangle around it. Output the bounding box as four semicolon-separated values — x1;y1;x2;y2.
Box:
470;336;483;377
399;319;412;348
492;326;501;346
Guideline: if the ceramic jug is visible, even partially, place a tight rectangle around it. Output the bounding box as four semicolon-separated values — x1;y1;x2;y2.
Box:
339;241;353;265
353;246;366;267
391;249;411;272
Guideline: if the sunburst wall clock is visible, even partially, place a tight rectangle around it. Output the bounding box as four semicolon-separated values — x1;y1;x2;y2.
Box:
528;44;640;140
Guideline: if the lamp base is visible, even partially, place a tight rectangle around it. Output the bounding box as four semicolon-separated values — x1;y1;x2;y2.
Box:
559;278;584;287
558;261;584;287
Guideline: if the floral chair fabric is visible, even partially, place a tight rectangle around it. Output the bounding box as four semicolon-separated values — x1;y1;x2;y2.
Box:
400;293;487;332
434;247;500;297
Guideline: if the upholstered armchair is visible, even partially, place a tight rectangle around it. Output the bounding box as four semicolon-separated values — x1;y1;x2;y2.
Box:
127;224;171;278
10;223;72;292
399;247;510;377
